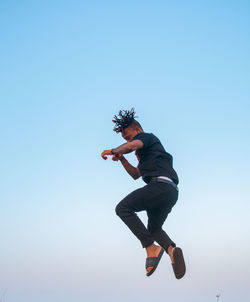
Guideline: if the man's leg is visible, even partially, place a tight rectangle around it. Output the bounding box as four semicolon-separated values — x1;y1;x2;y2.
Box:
115;182;175;247
147;206;176;252
146;183;178;251
115;185;155;248
115;182;174;275
146;184;186;278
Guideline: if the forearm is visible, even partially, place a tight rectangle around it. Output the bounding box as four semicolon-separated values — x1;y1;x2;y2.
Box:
101;140;143;160
112;143;134;155
119;156;140;179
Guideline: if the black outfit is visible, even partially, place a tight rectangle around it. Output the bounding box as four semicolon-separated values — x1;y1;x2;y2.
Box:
115;132;179;249
134;133;179;185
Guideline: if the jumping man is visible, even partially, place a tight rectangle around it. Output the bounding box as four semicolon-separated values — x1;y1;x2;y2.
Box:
101;108;186;278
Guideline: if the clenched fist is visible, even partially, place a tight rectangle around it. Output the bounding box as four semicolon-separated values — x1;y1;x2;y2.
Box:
101;149;112;160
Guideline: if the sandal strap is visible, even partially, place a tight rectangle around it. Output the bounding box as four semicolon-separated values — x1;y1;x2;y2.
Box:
145;257;158;268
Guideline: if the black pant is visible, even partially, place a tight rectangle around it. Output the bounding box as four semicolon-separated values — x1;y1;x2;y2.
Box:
115;180;178;249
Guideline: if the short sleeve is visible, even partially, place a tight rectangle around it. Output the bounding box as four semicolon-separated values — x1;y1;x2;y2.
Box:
132;133;152;149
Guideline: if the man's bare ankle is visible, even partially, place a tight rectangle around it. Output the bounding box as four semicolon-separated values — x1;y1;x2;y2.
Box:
146;243;160;255
167;245;174;255
146;243;155;251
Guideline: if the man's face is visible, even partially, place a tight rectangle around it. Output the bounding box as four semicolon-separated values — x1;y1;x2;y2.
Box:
122;126;136;142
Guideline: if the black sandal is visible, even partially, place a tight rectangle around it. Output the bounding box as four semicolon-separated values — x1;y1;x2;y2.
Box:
172;247;186;279
145;247;164;277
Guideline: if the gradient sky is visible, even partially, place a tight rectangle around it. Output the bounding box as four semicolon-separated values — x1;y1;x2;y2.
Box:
0;1;250;302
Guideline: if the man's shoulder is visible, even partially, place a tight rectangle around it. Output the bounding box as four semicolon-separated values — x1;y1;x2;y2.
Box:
140;132;160;142
132;132;160;149
133;132;154;138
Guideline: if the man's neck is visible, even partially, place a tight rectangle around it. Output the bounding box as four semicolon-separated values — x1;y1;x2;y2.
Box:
131;130;144;139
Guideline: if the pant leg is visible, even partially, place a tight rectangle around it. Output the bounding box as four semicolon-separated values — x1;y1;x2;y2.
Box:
147;182;178;251
115;185;155;248
115;181;176;248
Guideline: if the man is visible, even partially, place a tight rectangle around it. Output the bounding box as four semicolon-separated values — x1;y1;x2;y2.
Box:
101;108;186;278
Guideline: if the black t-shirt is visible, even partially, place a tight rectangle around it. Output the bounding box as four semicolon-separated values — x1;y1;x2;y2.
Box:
132;132;179;185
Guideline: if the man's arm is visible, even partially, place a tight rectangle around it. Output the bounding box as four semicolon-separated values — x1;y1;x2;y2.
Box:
112;139;143;154
113;154;141;180
101;139;143;160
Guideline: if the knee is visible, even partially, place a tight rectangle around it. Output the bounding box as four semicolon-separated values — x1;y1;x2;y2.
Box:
115;201;130;218
115;202;124;217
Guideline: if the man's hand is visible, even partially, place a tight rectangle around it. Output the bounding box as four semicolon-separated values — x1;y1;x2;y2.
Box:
112;154;124;161
101;149;113;160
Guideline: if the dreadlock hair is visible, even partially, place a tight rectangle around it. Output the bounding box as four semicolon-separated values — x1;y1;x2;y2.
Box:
112;108;142;133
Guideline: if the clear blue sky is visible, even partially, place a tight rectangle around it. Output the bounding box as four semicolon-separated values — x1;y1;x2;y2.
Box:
0;1;250;302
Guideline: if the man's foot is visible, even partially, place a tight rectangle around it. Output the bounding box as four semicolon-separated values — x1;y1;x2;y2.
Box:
167;246;186;279
145;244;164;276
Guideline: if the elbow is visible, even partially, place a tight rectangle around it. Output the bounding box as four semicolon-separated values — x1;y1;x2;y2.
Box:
132;167;141;180
132;173;141;180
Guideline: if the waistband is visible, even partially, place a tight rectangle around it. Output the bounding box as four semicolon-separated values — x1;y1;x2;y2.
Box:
150;176;179;191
